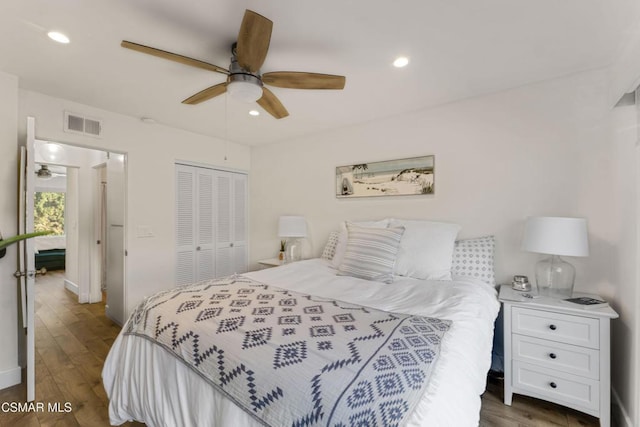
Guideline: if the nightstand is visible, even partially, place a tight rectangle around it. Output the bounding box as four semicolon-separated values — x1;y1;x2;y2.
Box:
499;285;618;427
257;258;284;269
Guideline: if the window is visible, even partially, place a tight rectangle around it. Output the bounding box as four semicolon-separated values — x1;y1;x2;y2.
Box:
34;192;65;235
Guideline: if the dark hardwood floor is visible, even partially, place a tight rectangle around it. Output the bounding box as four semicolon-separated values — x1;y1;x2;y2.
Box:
0;271;601;426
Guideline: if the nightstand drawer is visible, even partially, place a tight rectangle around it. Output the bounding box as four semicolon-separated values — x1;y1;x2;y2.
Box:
512;307;599;349
513;361;599;412
512;335;599;379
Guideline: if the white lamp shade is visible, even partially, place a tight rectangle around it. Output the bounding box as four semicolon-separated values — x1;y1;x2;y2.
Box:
278;216;307;238
521;216;589;257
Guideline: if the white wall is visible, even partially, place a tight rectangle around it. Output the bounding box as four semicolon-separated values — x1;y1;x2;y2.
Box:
250;69;611;287
604;27;640;426
34;174;66;193
608;104;638;426
0;72;21;389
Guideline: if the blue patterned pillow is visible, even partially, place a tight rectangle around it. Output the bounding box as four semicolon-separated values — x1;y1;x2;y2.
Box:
321;231;340;260
451;236;496;285
337;223;405;283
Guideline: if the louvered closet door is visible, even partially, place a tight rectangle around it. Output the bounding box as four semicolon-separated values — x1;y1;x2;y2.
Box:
215;171;248;277
175;165;196;285
195;169;215;281
231;173;248;274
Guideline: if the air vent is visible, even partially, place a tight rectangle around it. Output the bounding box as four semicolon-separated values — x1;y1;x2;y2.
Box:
64;111;102;137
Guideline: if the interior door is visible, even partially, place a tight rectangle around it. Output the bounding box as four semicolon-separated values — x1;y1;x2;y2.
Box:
215;172;233;277
215;171;248;277
232;173;247;274
105;154;126;325
176;164;196;285
196;168;215;281
18;117;37;401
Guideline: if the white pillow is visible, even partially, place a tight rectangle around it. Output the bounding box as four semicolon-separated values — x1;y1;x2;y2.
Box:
389;219;461;280
451;236;496;285
337;223;405;283
330;219;390;269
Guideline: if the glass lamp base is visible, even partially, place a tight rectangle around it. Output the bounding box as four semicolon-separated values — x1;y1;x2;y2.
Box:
535;255;575;298
285;238;302;262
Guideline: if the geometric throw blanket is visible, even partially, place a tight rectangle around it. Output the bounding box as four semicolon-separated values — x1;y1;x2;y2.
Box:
124;275;451;427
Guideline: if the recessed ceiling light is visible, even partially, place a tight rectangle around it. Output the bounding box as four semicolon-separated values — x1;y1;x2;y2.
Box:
393;56;409;68
249;110;260;117
47;31;70;44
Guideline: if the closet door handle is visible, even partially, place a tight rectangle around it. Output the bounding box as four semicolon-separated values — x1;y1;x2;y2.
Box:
229;243;234;248
196;246;201;251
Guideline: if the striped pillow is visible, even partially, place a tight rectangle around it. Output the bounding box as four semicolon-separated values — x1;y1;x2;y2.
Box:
337;223;405;283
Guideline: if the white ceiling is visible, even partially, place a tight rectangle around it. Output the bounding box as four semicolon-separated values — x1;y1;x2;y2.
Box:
1;0;638;146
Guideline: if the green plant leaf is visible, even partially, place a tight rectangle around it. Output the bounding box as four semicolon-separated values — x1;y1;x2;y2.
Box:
0;231;53;250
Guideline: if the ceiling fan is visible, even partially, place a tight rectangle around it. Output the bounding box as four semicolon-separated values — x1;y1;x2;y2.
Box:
121;9;346;119
35;165;65;180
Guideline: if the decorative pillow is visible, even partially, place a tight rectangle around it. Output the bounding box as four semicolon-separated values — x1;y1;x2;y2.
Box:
321;231;340;260
337;223;405;283
451;236;496;285
331;219;390;269
389;219;461;280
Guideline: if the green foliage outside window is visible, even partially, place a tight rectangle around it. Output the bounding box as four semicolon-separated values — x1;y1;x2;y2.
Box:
34;192;65;235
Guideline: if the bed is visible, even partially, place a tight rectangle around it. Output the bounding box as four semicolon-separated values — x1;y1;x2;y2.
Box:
103;220;500;426
34;235;66;271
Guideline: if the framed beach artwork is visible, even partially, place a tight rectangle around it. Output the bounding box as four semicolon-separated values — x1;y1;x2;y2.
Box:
336;155;435;198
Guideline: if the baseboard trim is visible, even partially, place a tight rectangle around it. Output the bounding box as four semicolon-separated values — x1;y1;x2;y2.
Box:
64;279;79;295
612;387;633;427
0;366;21;390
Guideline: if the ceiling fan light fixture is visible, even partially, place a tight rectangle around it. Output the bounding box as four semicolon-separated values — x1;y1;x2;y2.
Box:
227;80;263;103
227;72;263;103
36;165;53;180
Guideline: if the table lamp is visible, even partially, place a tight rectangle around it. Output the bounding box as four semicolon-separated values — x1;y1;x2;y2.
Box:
278;216;307;262
521;216;589;298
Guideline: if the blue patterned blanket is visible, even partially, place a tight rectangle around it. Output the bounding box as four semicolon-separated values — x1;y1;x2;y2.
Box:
124;275;451;427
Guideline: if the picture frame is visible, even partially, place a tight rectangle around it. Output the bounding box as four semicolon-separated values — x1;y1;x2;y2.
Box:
336;155;434;198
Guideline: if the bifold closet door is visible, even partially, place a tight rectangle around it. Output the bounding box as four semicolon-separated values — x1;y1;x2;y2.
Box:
215;171;248;277
176;164;247;285
175;165;215;285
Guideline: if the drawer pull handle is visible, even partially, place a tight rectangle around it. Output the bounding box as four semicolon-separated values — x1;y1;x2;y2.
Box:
549;382;557;389
549;324;557;331
549;353;557;359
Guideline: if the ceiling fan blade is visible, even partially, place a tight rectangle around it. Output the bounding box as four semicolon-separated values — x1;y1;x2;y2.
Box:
236;10;273;73
121;41;229;75
257;87;289;119
182;83;228;105
262;72;346;90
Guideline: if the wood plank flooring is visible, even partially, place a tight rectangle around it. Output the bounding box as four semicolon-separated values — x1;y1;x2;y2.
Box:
0;271;141;427
0;271;602;426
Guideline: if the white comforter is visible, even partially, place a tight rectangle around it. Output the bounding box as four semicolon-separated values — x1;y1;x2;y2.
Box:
103;259;499;426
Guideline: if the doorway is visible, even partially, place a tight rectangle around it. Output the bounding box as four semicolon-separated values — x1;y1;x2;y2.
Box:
33;139;126;323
